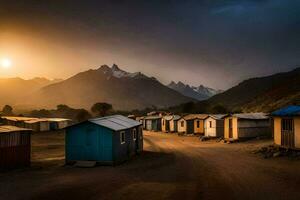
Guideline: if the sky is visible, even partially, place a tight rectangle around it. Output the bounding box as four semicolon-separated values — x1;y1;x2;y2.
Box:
0;0;299;90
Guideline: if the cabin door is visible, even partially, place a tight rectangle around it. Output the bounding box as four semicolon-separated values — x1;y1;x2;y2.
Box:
85;128;98;160
281;118;295;148
166;121;170;132
229;119;233;138
187;120;194;134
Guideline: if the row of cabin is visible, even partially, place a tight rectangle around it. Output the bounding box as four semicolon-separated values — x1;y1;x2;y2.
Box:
142;113;271;140
0;116;71;132
0;115;143;169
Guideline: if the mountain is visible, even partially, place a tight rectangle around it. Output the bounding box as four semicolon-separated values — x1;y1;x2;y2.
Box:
29;64;195;110
208;67;300;112
0;77;62;108
168;81;222;100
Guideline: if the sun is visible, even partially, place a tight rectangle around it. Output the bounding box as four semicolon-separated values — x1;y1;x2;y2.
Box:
1;58;12;69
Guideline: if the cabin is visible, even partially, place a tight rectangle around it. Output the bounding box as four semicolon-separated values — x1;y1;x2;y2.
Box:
144;116;162;131
136;117;146;129
177;114;208;134
170;115;181;132
161;115;174;132
0;126;32;168
65;115;143;165
224;113;271;141
204;114;226;138
24;119;50;132
271;106;300;149
1;116;70;132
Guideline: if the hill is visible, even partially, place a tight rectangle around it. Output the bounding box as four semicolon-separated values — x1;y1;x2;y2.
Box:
208;67;300;112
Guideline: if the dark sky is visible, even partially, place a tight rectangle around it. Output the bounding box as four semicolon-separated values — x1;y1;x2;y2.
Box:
0;0;299;89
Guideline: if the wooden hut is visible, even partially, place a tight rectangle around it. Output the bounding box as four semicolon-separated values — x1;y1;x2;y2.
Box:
177;114;208;134
0;126;32;168
224;113;271;141
144;116;162;131
271;106;300;149
204;114;226;138
170;115;181;132
65;115;143;165
161;115;174;132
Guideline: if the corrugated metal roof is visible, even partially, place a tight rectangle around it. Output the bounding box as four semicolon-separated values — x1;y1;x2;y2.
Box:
89;115;142;131
144;115;162;120
232;113;269;120
183;114;208;120
172;115;181;121
0;125;31;133
271;105;300;116
163;115;174;121
209;114;227;120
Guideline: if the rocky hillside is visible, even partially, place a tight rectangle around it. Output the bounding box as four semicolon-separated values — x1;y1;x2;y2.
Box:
208;67;300;112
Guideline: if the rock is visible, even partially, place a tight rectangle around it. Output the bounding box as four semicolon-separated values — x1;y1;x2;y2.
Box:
273;152;281;157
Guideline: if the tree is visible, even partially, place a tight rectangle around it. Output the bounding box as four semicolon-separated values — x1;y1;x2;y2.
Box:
2;105;13;115
56;104;71;112
91;102;113;117
75;109;91;122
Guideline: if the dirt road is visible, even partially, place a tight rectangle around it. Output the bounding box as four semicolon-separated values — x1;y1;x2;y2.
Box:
1;131;300;200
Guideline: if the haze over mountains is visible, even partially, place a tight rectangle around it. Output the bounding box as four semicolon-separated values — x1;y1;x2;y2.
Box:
168;81;223;100
27;64;194;110
0;77;61;108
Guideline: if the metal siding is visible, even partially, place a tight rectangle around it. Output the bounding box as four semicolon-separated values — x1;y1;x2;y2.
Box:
66;122;113;162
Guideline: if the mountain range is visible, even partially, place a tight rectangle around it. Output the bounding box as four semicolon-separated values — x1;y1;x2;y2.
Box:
26;64;194;110
168;81;222;100
0;64;299;112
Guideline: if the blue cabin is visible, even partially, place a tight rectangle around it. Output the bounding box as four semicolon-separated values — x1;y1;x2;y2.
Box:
65;115;143;165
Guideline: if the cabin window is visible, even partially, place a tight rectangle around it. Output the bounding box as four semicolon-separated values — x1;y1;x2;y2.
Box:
281;119;293;131
209;121;212;128
181;121;184;127
196;121;200;128
133;129;137;140
120;131;126;144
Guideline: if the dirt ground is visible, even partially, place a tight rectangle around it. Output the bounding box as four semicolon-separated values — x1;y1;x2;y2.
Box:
1;131;300;200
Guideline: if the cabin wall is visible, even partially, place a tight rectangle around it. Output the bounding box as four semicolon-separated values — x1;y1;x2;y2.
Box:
194;119;204;134
237;119;271;138
161;119;166;132
204;117;216;137
177;119;186;133
66;122;113;163
113;125;143;164
40;122;50;132
224;117;238;139
0;131;31;168
295;117;300;148
170;120;178;132
273;117;281;145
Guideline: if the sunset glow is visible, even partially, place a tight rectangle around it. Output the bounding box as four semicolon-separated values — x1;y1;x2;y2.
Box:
0;58;12;69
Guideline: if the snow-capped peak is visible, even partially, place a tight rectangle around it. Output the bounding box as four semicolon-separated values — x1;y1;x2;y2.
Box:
99;64;147;79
